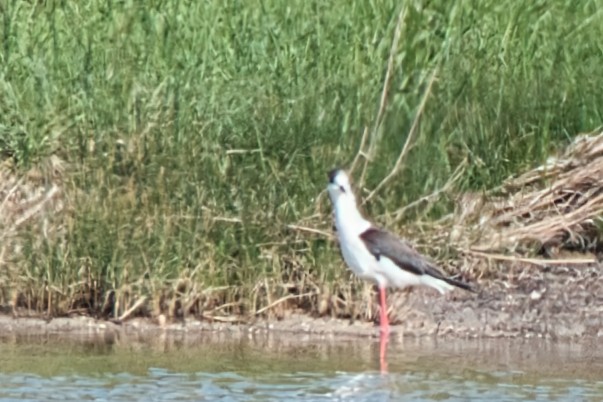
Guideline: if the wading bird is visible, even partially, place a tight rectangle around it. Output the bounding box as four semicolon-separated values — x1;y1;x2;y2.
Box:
326;168;474;334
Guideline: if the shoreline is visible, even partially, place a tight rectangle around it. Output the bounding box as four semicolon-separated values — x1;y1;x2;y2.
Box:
2;269;602;343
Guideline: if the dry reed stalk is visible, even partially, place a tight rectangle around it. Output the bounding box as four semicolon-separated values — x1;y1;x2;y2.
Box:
454;129;603;259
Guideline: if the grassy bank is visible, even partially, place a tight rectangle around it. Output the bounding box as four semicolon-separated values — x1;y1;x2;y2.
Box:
1;0;602;320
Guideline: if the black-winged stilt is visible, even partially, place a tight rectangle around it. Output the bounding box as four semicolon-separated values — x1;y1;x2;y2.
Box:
326;168;473;334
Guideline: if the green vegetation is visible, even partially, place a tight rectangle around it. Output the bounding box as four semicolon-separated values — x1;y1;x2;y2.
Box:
0;0;601;320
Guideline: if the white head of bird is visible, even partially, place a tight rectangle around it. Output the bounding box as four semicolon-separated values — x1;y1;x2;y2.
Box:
327;168;369;232
327;168;356;206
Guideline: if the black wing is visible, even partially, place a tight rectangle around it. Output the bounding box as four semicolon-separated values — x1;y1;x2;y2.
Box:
359;227;474;292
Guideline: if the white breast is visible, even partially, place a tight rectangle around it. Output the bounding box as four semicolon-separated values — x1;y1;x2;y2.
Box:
338;228;376;280
334;209;379;283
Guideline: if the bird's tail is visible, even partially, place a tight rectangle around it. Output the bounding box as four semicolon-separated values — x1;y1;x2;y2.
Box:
421;273;476;294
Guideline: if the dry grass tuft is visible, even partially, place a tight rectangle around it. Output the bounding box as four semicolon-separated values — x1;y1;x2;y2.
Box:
449;129;603;265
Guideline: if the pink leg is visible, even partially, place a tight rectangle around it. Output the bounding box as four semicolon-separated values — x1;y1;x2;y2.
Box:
379;329;389;374
378;286;389;334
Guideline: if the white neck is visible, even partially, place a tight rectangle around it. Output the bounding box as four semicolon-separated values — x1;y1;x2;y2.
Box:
333;193;372;236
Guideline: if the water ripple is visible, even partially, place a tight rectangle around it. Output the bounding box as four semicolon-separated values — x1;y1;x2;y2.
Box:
1;369;601;401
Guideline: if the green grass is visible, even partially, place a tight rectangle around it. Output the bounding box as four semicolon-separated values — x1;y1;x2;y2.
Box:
1;0;602;319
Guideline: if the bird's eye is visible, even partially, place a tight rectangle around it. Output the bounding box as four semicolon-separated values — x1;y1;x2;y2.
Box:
339;185;346;193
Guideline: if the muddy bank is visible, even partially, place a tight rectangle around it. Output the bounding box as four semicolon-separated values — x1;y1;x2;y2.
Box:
1;262;602;342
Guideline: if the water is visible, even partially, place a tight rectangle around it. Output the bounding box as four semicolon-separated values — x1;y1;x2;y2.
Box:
0;331;601;401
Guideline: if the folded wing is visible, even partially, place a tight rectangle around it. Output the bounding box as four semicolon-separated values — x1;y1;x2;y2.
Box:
359;227;473;291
